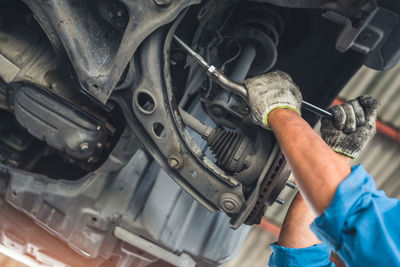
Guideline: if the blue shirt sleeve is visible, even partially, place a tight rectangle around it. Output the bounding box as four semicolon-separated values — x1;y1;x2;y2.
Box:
269;242;334;267
310;164;400;266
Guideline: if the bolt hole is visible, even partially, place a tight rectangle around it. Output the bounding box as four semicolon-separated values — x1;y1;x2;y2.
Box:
92;217;97;222
153;122;166;139
137;91;156;114
12;190;17;196
191;170;198;177
93;84;99;88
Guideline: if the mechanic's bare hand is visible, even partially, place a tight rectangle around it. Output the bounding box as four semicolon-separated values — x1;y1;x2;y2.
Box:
321;96;380;159
244;71;302;129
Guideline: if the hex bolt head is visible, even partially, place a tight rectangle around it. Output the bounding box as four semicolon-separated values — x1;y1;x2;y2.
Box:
275;197;285;205
169;159;178;168
168;153;184;169
80;143;89;152
96;143;103;149
286;181;297;189
219;193;242;214
154;0;171;6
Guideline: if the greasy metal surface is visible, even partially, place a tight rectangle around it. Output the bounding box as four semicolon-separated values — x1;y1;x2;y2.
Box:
3;128;140;259
0;25;58;90
134;1;366;227
13;85;106;160
174;35;333;119
1;139;251;267
22;0;200;104
0;24;90;109
230;146;279;229
114;227;195;267
0;194;114;266
0;54;19;83
131;27;246;213
0;1;380;265
244;151;290;225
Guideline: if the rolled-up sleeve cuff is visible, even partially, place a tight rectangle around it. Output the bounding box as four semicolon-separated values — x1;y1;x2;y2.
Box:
310;164;376;250
269;243;332;267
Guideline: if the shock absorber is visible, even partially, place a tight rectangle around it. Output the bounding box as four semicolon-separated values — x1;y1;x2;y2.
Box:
206;5;284;128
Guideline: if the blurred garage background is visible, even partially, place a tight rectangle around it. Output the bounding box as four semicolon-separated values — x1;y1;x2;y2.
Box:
1;64;400;267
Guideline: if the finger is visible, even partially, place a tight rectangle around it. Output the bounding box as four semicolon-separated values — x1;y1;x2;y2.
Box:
349;99;365;126
290;85;302;106
358;95;381;117
329;105;346;130
321;117;336;137
342;103;356;133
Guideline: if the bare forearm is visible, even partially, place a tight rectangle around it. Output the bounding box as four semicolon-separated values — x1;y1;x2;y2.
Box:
278;192;321;248
269;109;351;215
278;155;351;248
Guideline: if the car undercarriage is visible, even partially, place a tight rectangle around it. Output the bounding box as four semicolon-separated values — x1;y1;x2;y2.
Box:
0;0;399;266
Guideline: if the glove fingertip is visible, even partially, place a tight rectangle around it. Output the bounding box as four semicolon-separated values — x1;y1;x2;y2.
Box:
371;98;381;109
358;95;381;110
330;106;346;130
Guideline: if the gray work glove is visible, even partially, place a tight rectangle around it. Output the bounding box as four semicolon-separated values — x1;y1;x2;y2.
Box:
321;96;380;159
244;71;302;129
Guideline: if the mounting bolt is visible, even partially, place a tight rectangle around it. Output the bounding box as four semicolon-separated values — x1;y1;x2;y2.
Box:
154;0;171;6
275;197;285;205
219;193;242;214
286;181;297;189
80;143;89;152
96;143;103;149
168;153;184;169
169;159;178;168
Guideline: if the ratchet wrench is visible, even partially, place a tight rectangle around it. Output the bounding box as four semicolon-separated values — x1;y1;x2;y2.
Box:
173;35;333;119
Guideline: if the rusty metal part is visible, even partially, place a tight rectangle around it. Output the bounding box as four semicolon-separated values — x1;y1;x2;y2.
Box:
168;153;184;169
245;151;291;225
123;26;246;215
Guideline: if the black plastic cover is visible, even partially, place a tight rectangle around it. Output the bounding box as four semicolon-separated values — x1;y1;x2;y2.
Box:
13;85;106;160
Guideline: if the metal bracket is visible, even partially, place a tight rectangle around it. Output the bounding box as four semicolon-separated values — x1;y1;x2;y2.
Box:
23;0;200;104
324;7;400;70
